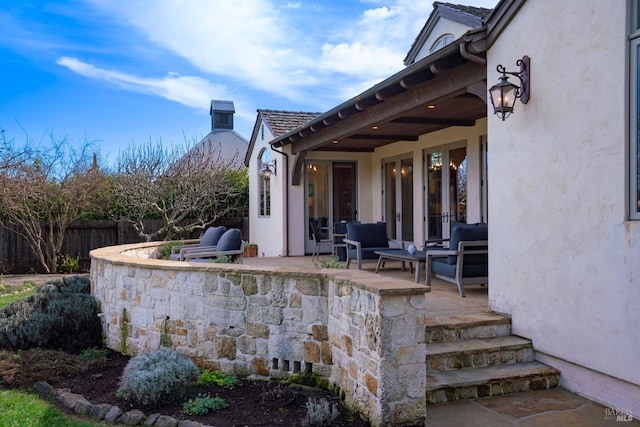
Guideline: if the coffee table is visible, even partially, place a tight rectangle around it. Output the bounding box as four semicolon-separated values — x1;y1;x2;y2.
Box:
374;249;427;283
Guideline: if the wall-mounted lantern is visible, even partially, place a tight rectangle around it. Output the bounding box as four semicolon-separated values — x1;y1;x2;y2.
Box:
489;56;531;121
259;160;277;178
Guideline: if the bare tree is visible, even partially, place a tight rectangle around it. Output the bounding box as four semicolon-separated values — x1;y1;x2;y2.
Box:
0;130;109;273
113;139;247;242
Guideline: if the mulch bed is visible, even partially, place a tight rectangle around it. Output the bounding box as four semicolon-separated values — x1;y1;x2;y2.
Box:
46;350;370;426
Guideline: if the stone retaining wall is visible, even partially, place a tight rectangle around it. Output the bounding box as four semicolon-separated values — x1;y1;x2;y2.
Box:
90;243;429;426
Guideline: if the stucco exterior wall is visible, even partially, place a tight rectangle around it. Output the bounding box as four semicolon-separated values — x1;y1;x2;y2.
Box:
248;121;285;257
414;19;475;63
487;0;640;413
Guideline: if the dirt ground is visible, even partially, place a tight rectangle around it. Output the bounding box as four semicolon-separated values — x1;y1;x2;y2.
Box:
49;350;370;427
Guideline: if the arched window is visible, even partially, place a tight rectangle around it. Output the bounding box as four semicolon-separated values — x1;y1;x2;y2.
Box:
258;148;271;216
430;34;454;53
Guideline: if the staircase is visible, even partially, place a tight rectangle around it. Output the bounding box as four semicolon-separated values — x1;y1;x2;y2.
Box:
425;312;560;404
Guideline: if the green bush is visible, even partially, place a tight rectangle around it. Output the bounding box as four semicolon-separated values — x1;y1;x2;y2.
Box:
197;370;238;388
183;393;228;415
158;241;181;260
117;348;199;406
37;275;91;295
57;254;80;273
0;276;101;352
79;347;109;361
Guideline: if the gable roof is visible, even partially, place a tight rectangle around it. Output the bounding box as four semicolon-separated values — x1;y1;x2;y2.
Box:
244;109;320;166
260;110;321;138
404;1;493;66
182;128;249;169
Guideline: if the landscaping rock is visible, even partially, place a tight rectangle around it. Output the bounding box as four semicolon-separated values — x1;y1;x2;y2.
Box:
74;397;95;416
104;405;123;423
53;387;70;397
90;403;113;420
177;420;203;427
32;381;53;396
144;413;161;426
153;415;178;427
118;409;146;425
57;392;88;410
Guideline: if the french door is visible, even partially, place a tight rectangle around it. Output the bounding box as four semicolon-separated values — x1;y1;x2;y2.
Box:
425;145;467;242
383;156;414;242
305;161;357;253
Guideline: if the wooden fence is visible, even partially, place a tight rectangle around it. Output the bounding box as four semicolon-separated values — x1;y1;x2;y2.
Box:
0;218;248;273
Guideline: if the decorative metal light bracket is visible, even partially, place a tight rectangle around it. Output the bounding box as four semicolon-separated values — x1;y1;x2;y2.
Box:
259;160;277;178
489;55;530;120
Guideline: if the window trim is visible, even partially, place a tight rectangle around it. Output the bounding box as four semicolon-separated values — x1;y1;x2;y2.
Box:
630;1;640;218
429;33;454;54
258;148;271;217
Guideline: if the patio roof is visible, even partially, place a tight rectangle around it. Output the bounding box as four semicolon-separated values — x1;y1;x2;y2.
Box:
270;27;488;184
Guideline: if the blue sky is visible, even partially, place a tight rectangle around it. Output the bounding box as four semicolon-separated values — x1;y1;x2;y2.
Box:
0;0;496;165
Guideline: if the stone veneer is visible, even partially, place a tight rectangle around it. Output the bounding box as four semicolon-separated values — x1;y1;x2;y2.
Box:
90;242;429;426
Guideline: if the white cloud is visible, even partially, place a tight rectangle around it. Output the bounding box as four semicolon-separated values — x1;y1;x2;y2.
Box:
56;56;234;110
69;0;482;108
317;1;432;79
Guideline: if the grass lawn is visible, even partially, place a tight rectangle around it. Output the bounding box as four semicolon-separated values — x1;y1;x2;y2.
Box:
0;389;106;427
0;281;37;308
0;281;105;427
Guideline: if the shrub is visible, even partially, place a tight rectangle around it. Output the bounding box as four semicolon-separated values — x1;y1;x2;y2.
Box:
158;241;181;260
211;255;240;264
0;276;101;352
57;254;80;273
302;397;340;426
197;370;238;388
183;393;229;415
79;347;109;361
37;275;91;295
117;348;199;406
314;256;346;269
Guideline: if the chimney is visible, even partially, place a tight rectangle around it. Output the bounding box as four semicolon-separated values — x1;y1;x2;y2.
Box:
210;100;235;131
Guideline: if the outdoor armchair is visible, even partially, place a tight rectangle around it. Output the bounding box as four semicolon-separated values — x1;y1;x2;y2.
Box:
169;226;226;261
344;222;394;269
426;222;488;297
183;228;244;262
310;220;333;261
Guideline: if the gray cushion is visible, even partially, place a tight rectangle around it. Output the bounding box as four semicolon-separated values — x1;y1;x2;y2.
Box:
447;223;488;265
346;223;388;248
347;247;390;260
215;229;242;252
432;258;488;278
200;226;226;247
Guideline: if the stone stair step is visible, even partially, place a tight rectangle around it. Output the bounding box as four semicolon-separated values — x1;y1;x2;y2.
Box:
426;361;560;404
425;313;512;343
426;336;535;372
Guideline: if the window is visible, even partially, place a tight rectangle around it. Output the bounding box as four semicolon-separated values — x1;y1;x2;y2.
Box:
258;149;271;216
430;34;454;53
631;1;640;218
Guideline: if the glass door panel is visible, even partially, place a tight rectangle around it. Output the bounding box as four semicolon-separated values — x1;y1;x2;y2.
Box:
426;152;444;241
383;157;413;242
384;163;397;239
449;147;467;224
400;159;414;241
305;161;358;254
307;162;329;245
332;162;357;222
426;146;467;242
